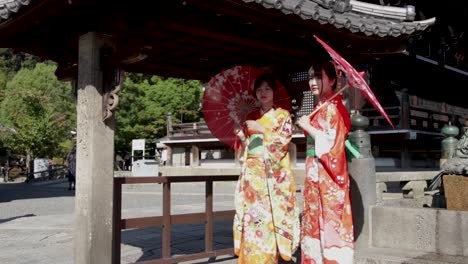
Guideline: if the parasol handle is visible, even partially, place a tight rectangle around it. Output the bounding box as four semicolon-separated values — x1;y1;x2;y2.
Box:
305;84;350;119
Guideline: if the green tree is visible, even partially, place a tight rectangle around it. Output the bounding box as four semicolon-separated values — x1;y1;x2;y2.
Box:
0;49;39;78
0;71;6;98
0;49;41;101
0;63;75;169
115;74;203;154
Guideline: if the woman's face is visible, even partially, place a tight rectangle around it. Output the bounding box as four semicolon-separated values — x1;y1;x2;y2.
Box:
255;81;274;107
309;69;335;97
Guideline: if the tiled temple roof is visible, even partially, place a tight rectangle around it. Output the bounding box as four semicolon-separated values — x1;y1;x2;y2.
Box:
0;0;30;22
243;0;435;37
1;0;434;37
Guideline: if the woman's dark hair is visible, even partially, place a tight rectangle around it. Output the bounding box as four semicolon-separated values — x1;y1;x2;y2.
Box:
308;60;337;90
253;73;278;92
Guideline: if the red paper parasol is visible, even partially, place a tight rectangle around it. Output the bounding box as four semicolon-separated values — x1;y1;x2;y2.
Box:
313;35;394;127
202;65;291;148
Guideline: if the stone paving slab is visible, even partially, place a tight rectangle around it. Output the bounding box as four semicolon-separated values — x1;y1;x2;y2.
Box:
0;214;74;264
355;247;468;264
0;213;239;264
0;179;242;263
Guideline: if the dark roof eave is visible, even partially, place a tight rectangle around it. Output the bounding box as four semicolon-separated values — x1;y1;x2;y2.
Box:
244;0;436;37
1;0;436;37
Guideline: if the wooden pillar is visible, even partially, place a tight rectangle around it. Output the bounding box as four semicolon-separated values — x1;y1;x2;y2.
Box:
162;182;172;258
205;180;214;251
75;32;115;264
191;145;200;166
400;141;411;169
399;88;410;129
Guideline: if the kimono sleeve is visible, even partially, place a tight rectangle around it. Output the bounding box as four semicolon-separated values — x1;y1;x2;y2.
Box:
314;104;349;185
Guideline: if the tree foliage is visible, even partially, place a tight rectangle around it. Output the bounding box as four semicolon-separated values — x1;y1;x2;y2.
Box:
115;74;203;154
0;63;75;158
0;49;205;159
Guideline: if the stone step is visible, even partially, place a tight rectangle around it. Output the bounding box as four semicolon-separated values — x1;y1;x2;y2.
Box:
355;247;468;264
371;206;468;257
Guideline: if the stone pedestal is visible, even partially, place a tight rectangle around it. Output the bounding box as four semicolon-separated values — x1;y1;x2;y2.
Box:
349;158;376;250
348;112;376;250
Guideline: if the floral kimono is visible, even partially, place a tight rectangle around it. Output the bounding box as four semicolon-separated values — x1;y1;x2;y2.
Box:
301;94;354;264
234;107;300;264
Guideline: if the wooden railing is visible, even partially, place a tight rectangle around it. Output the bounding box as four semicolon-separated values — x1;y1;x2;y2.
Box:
113;175;238;264
168;122;212;139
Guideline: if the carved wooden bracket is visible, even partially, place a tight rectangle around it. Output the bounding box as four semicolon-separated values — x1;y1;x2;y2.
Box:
103;69;125;121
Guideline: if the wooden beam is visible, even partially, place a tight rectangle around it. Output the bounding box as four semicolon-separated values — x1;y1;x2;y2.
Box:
123;63;214;81
164;22;307;57
141;33;306;65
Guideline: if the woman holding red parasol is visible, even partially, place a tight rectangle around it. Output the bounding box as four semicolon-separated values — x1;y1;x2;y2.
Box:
297;61;354;264
233;73;300;263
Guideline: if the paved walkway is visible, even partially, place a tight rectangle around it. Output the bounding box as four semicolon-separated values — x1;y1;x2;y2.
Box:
0;178;246;263
3;177;463;264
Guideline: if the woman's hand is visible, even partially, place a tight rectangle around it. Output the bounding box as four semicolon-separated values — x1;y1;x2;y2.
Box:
233;125;246;141
245;120;265;134
233;125;242;135
296;115;310;130
297;115;316;138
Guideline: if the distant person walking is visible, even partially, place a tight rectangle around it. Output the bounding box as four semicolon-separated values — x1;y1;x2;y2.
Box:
1;163;6;182
124;154;132;171
66;145;76;191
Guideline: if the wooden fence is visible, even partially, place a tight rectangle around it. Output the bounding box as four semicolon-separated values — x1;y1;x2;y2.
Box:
113;175;238;264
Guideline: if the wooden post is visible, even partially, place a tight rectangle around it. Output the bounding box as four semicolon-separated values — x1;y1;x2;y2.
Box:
400;142;411;169
205;180;213;252
399;88;410;129
112;181;122;264
75;32;115;264
162;182;172;258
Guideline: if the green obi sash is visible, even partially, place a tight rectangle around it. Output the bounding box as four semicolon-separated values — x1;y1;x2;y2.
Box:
306;135;360;160
247;134;263;156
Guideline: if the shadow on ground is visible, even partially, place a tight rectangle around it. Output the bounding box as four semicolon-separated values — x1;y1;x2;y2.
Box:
0;213;36;224
0;180;75;203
